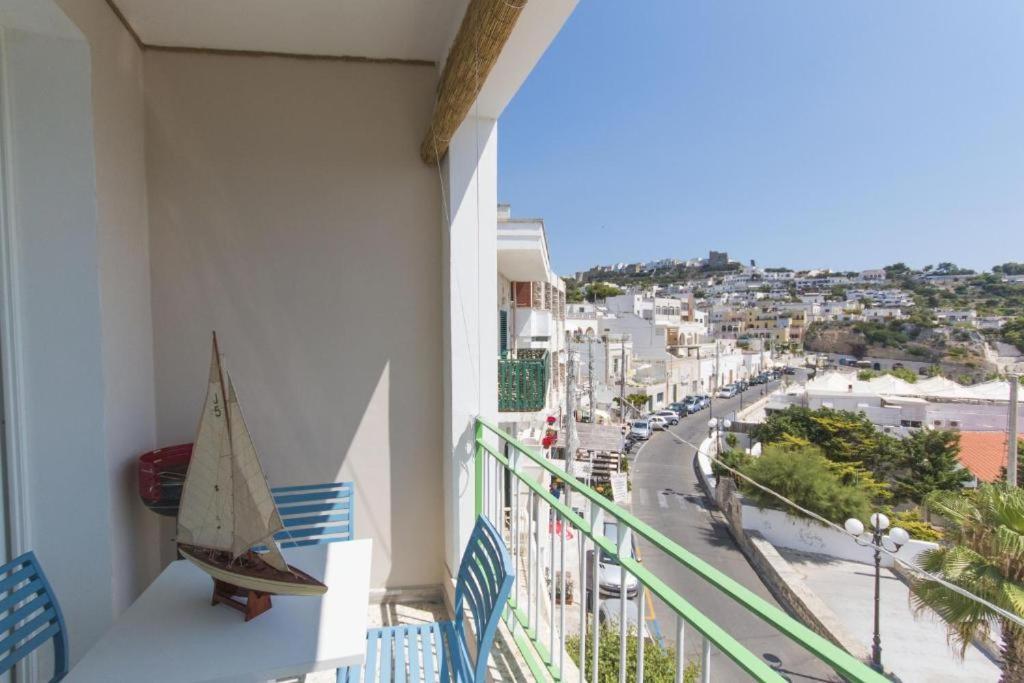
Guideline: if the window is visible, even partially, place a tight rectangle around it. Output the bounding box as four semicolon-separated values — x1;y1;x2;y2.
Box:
949;421;960;429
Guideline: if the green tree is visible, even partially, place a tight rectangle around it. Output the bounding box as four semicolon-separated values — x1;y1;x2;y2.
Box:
565;278;584;303
892;430;972;503
625;393;649;409
911;485;1024;682
751;406;903;482
994;262;1024;275
586;283;622;302
1002;318;1024;353
568;626;699;682
738;444;880;523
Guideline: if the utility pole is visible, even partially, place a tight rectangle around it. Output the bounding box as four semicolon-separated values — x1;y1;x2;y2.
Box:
620;335;627;423
566;348;579;463
1010;376;1019;487
710;340;720;419
587;335;595;423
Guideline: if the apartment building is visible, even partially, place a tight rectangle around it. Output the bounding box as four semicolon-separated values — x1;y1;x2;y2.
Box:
497;207;567;446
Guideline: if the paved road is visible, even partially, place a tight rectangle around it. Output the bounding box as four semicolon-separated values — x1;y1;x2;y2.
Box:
629;378;841;682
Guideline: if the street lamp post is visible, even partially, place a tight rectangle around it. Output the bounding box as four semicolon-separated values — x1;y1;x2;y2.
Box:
844;513;910;673
707;417;732;453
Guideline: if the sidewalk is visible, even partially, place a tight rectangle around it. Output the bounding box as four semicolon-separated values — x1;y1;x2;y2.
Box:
779;550;1000;682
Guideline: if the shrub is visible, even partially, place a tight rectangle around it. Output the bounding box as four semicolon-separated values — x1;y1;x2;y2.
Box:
567;625;699;682
889;508;942;542
739;444;879;523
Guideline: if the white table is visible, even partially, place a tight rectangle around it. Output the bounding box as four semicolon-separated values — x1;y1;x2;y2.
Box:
66;539;372;683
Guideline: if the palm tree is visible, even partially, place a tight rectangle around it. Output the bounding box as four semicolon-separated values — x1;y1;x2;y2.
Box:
910;484;1024;682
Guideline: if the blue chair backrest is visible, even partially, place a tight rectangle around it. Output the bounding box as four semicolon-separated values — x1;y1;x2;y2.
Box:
271;482;354;548
453;516;515;682
0;551;67;682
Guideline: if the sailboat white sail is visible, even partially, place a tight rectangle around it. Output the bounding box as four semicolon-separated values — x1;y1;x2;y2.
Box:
225;372;289;572
177;343;235;551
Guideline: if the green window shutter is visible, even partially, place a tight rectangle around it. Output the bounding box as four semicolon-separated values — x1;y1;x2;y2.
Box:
499;310;508;355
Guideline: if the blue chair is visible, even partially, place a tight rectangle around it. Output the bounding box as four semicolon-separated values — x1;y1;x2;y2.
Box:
339;516;514;682
0;551;68;682
270;481;354;548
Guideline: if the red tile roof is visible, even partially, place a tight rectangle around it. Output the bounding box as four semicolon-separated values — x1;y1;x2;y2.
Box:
958;431;1010;483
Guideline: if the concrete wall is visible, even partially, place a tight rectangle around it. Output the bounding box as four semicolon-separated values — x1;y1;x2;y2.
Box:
740;505;937;569
0;1;115;669
143;50;444;589
56;0;161;615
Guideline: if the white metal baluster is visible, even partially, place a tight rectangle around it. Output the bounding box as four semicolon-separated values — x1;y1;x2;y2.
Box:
534;492;542;637
636;583;646;682
549;497;556;661
675;614;685;683
618;528;632;683
561;488;571;678
589;507;604;683
527;490;534;630
701;637;711;683
558;508;566;678
511;449;522;611
578;497;587;683
484;448;490;525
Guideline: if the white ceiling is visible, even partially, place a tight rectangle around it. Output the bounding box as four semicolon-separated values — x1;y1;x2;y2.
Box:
115;0;468;62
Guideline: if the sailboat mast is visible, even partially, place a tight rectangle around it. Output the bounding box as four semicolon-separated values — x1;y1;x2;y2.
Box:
212;331;233;438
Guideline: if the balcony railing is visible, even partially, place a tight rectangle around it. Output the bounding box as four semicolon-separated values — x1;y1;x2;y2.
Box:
499;351;549;412
473;417;886;682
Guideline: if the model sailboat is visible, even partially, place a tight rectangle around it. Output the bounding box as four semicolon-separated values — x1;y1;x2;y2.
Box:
177;334;326;620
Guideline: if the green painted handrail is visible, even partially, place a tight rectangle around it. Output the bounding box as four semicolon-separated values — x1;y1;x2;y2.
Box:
475;416;888;683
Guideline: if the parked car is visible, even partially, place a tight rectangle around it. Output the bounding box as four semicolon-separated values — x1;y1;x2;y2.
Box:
585;521;639;598
654;410;679;426
697;394;711;410
667;402;690;417
736;379;748;391
683;396;701;413
783;366;797;375
629;420;652;440
647;415;668;431
716;384;738;398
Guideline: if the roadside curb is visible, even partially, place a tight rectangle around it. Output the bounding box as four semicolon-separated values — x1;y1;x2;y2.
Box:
690;447;872;663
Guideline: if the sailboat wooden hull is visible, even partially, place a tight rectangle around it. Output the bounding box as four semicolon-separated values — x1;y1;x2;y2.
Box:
178;545;327;597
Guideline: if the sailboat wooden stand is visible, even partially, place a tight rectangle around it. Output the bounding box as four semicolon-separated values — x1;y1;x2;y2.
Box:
211;580;272;622
176;333;327;622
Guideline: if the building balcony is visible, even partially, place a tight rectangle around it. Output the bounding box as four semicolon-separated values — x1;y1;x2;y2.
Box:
514;306;555;338
499;351;550;412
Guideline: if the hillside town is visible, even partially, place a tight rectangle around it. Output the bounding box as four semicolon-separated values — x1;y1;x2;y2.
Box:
497;204;1022;681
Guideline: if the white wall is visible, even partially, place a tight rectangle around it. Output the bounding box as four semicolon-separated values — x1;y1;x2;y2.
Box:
0;0;115;669
57;0;162;616
442;114;498;575
742;506;937;569
144;50;444;589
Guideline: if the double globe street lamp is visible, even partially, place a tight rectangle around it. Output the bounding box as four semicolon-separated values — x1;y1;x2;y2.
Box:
707;417;731;452
844;513;910;673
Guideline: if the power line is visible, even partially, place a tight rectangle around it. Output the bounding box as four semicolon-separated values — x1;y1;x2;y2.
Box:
664;428;1024;630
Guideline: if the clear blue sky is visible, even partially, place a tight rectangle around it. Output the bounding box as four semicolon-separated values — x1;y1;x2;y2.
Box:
498;1;1024;277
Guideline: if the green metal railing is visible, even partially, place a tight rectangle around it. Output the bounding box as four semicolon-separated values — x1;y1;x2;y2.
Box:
474;417;886;682
498;351;549;412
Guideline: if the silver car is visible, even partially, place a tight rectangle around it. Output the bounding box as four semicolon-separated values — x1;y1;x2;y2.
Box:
585;521;639;598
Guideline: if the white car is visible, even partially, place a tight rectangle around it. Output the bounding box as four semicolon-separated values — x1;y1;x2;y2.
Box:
647;415;668;431
654;410;680;425
629;420;652;440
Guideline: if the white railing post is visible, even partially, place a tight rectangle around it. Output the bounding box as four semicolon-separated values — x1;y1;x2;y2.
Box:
636;583;645;682
675;614;685;683
589;506;604;683
617;527;632;683
701;637;711;683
